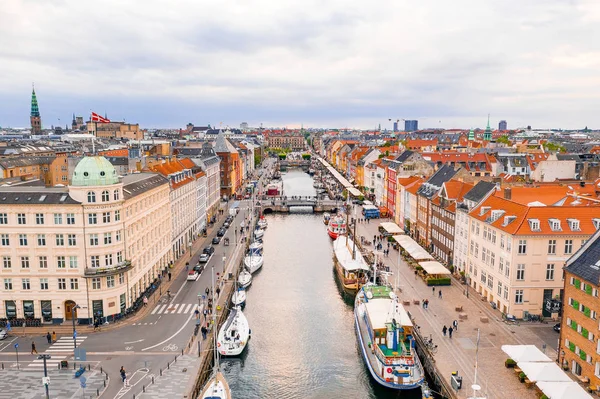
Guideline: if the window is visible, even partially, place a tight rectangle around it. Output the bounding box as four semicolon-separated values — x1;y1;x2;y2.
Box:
91;255;100;268
117;251;123;263
500;235;505;250
116;230;121;242
87;191;96;203
101;190;110;202
35;213;44;224
104;232;112;245
55;234;64;246
118;273;124;284
490;252;495;268
491;230;496;244
114;190;120;201
475;243;479;258
57;256;66;268
89;234;98;246
92;278;101;290
528;219;540;231
58;278;66;290
2;256;11;269
507;237;512;252
516;264;525;280
88;213;97;224
487;275;494;289
66;213;75;224
69;256;78;268
499;257;504;273
565;240;573;255
67;234;77;246
515;289;524;304
4;279;12;290
0;234;8;246
107;275;115;288
498;281;503;296
549;218;561;231
37;234;46;246
518;240;527;255
480;270;487;284
115;210;121;221
0;213;6;224
546;264;555;281
70;278;79;290
40;278;48;290
568;219;581;231
548;240;556;255
105;254;113;266
17;213;26;224
19;234;28;246
54;213;63;224
102;212;111;223
20;256;29;268
21;279;30;290
38;256;47;268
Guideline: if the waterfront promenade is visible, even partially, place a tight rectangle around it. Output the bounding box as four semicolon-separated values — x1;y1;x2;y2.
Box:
355;215;556;399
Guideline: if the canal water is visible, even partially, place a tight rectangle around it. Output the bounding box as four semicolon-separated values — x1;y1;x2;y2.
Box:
222;169;421;399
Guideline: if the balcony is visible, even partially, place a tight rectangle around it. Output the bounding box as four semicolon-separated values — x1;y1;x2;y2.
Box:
84;260;132;277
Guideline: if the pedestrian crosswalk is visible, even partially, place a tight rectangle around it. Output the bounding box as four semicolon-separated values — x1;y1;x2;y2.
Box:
26;336;87;370
150;303;198;315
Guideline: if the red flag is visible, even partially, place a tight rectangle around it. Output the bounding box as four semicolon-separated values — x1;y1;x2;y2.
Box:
91;112;111;123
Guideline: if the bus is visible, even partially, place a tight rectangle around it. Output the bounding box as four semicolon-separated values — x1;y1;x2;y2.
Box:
362;204;380;219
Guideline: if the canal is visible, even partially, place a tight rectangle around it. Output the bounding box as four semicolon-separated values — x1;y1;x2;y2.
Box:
222;169;421;399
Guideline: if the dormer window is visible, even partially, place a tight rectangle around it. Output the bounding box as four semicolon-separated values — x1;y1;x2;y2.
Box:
503;216;517;227
491;210;505;222
567;219;581;231
528;219;541;231
549;218;562;231
480;206;491;216
594;218;600;230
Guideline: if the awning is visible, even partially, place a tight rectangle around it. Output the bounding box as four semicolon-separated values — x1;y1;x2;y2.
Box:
517;362;571;383
380;222;404;235
347;186;362;197
501;345;552;363
392;235;434;261
536;381;592;399
418;261;451;275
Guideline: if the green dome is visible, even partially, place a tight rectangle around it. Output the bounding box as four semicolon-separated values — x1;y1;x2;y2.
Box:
71;156;119;186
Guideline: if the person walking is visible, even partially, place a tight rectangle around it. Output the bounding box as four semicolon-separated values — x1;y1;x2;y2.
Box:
31;341;38;354
432;286;435;295
424;299;429;309
194;308;200;319
438;290;443;299
453;320;458;331
201;326;208;340
448;327;454;339
120;366;128;386
52;331;57;343
168;272;172;281
216;287;221;297
185;262;189;272
143;296;148;307
442;325;447;337
46;332;52;344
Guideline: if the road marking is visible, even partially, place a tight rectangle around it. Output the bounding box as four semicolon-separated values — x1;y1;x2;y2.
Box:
180;304;191;314
0;337;18;352
123;339;145;344
151;304;166;315
169;304;180;314
114;367;149;399
170;270;189;304
141;310;195;352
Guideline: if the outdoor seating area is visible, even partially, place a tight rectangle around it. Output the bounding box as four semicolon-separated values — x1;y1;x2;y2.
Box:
502;345;592;399
418;260;452;286
391;234;450;285
379;222;404;237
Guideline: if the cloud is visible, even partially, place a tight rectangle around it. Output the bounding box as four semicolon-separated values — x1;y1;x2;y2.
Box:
0;0;599;129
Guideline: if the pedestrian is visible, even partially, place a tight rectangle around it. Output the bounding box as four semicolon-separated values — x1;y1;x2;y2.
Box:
442;325;447;337
120;366;128;386
143;296;148;307
414;270;418;280
46;332;52;344
31;341;38;354
425;299;429;309
432;286;435;295
453;320;458;331
216;287;221;297
422;299;425;309
205;287;209;297
203;308;208;320
195;308;200;319
448;327;454;339
168;272;172;281
201;326;207;340
52;331;56;343
186;262;189;272
438;290;443;299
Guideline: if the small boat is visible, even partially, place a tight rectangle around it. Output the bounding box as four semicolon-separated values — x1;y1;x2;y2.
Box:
254;229;264;239
249;240;263;252
333;236;369;294
313;182;324;189
244;253;264;274
232;288;247;307
327;214;347;239
238;270;252;289
323;212;331;225
257;217;268;229
217;306;251;357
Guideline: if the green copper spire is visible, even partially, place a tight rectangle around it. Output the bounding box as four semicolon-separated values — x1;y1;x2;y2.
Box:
30;86;40;117
468;128;475;141
484;114;492;141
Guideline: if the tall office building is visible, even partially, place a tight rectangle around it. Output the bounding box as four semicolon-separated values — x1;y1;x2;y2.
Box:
499;120;507;131
393;121;398;132
404;120;418;132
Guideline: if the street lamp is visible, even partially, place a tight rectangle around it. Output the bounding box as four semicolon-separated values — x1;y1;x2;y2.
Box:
72;304;80;350
38;354;51;399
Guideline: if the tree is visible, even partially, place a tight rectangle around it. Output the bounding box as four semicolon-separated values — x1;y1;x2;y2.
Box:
543;142;566;153
497;135;510;145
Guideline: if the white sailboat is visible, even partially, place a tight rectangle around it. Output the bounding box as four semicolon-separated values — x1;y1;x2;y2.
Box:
232;287;247;307
200;265;231;399
217;306;251;356
254;228;264;239
257;217;267;229
244;253;264;274
249;240;263;253
238;269;252;289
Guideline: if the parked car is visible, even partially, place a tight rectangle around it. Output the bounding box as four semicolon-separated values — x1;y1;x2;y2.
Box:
217;228;226;237
212;236;221;244
553;323;561;333
203;246;215;255
193;263;205;274
187;270;200;281
199;253;211;263
223;221;231;228
0;329;7;340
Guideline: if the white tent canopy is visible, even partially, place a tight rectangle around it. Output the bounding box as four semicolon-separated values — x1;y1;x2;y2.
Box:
536;381;592;399
380;222;404;235
392;235;434;261
501;345;552;363
517;362;572;382
419;261;452;275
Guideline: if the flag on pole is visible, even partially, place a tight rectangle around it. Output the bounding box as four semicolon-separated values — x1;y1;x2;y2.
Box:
91;112;111;123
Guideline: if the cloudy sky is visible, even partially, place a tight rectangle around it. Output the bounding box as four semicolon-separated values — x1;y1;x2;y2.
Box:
1;0;599;130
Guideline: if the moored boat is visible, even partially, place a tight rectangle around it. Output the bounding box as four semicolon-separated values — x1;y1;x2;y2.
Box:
238;270;252;289
254;228;264;239
232;287;247;307
323;212;331;225
244;253;264;274
332;236;369;294
200;371;231;399
217;306;250;357
327;214;347;239
354;283;425;390
257;217;268;229
249;240;263;252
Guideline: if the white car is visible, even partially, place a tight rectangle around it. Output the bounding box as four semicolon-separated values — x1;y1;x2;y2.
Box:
0;329;7;340
186;270;200;281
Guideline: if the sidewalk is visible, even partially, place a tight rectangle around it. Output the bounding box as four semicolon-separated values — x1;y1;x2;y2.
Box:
355;218;545;399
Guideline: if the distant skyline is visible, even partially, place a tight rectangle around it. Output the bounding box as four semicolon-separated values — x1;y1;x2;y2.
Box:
1;1;600;130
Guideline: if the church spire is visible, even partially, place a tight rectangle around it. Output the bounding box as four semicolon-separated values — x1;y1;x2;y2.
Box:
30;84;42;134
484;114;492;141
30;85;40;118
468;128;474;141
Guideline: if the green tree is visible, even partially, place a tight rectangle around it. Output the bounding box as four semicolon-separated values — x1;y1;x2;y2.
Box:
497;135;510;145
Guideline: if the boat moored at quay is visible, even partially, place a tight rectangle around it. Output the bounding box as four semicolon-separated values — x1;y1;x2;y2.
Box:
332;236;369;294
327;214;347;239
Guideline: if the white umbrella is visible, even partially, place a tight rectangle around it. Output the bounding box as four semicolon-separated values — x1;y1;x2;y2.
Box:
518;361;571;382
536;381;592;399
501;345;552;362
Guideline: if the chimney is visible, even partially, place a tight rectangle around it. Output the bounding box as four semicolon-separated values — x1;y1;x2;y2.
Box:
504;187;512;200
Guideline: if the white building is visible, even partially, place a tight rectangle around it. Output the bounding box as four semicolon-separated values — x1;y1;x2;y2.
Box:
193;143;221;223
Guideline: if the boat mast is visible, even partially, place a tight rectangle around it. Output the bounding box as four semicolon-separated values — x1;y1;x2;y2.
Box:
345;194;349;246
212;264;219;372
352;205;357;260
373;251;377;285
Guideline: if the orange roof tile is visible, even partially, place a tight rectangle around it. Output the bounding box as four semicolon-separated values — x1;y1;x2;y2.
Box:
443;181;474;201
398;176;422;187
497;184;598;206
406;182;423;196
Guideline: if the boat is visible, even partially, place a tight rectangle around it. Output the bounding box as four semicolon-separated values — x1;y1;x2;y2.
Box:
254;228;264;239
323;212;331;225
249;240;263;252
232;287;247;307
354;257;425;390
200;266;231;399
217;306;251;356
327;214;347;239
332;236;369;294
257;217;267;229
266;183;280;196
313;182;324;189
238;270;252;289
244;253;264;274
308;168;315;176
